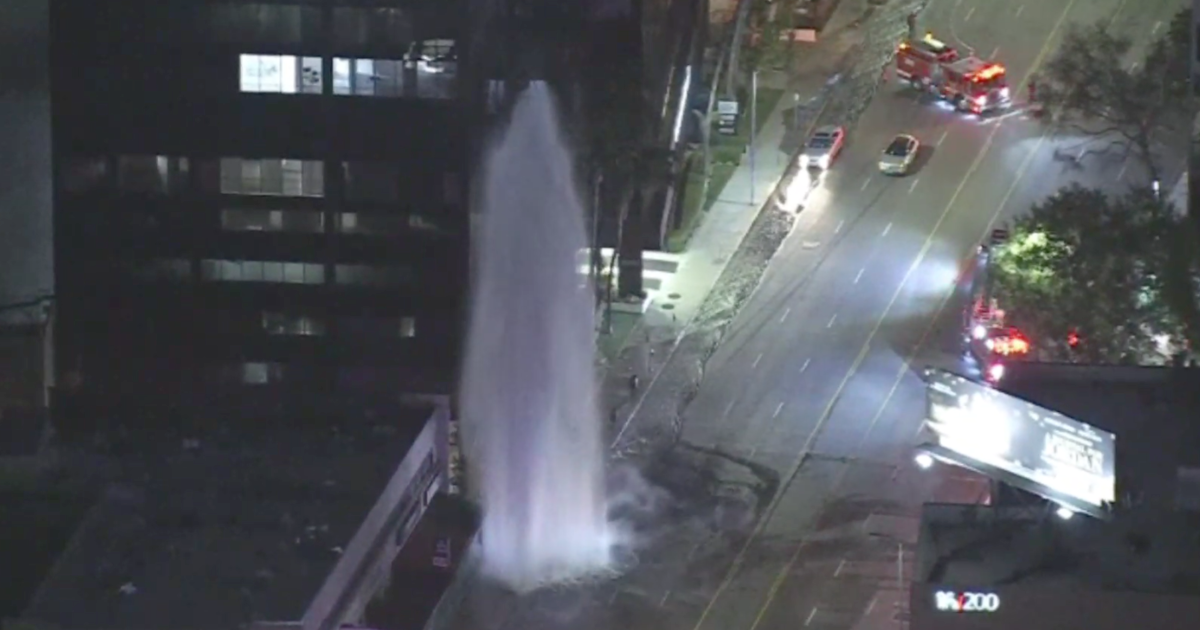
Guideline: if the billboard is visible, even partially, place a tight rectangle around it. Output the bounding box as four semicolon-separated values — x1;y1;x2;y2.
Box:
924;369;1116;508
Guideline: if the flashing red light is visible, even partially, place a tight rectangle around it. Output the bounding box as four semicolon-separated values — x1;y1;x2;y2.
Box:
973;64;1005;81
990;335;1030;356
1067;331;1080;347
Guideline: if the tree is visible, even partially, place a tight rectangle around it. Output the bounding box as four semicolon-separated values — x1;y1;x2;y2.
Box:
1162;127;1200;355
1036;9;1190;183
990;184;1181;364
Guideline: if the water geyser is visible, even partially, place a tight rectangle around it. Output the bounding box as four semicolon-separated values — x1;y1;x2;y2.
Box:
459;82;612;592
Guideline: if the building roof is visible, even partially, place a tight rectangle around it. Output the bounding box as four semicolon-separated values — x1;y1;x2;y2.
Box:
917;503;1200;595
998;363;1200;508
20;406;435;630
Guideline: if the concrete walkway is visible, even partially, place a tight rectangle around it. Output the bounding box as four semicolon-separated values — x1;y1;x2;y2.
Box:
596;0;892;434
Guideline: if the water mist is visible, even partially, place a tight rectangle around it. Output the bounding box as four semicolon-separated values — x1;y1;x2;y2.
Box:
459;82;613;592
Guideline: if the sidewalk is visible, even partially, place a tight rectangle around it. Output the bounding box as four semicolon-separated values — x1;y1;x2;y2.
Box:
596;0;913;449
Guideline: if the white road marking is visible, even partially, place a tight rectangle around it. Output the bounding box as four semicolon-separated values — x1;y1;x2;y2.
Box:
854;267;865;284
834;219;845;234
990;46;1000;59
1076;147;1086;160
964;6;975;21
800;358;811;373
1128;61;1138;71
1015;4;1023;17
660;590;671;606
780;307;791;323
866;595;878;614
752;352;763;368
881;222;892;236
860;177;871;191
773;402;786;419
1152;20;1162;35
908;178;920;194
1117;162;1128;180
804;607;819;626
978;108;1026;124
936;130;949;145
834;558;847;577
723;399;736;418
827;314;838;328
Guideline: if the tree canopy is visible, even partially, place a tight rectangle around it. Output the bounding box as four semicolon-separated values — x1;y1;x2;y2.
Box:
1036;8;1190;181
990;184;1181;363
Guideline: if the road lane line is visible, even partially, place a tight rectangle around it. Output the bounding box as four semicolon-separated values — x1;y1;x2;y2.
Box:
834;558;846;577
860;177;871;191
835;219;845;233
964;6;975;21
723;399;736;418
752;352;763;368
881;222;892;236
780;307;791;323
990;46;1000;59
827;314;838;328
1015;4;1023;17
660;590;672;606
716;1;1091;628
854;268;865;284
800;358;811;373
866;595;878;614
804;607;818;626
1117;162;1128;180
937;130;949;145
773;402;786;419
907;178;920;194
1152;20;1162;35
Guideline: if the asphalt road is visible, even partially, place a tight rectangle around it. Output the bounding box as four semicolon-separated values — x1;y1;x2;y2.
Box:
441;1;1184;630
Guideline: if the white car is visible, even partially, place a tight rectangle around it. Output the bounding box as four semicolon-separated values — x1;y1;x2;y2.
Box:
878;134;920;175
800;126;846;170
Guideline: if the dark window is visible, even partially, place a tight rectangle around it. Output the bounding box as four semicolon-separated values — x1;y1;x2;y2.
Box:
220;158;324;197
221;208;325;233
117;156;189;194
206;4;320;45
334;265;414;287
340;316;416;340
61;157;111;193
336;212;405;235
129;259;192;282
343;162;400;202
332;7;414;48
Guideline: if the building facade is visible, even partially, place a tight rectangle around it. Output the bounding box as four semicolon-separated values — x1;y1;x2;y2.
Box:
50;0;470;422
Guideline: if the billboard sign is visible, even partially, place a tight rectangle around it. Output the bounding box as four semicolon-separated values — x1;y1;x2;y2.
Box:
925;369;1116;507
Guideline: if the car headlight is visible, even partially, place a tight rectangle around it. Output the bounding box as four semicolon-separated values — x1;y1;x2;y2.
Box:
800;155;810;166
818;155;830;168
999;87;1010;99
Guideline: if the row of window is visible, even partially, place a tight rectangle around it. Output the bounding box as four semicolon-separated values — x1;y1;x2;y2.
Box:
238;52;455;99
134;259;414;287
217;363;420;387
65;156;463;206
220;209;449;236
261;312;417;338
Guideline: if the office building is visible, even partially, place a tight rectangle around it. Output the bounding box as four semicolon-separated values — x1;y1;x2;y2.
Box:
50;0;470;423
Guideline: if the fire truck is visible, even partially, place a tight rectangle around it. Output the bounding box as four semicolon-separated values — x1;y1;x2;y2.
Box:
895;33;1012;115
964;228;1031;384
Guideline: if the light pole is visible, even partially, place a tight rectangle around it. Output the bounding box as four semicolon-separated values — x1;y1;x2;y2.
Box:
749;70;758;205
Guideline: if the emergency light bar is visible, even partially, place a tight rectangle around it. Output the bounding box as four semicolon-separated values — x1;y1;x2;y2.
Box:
973;64;1005;81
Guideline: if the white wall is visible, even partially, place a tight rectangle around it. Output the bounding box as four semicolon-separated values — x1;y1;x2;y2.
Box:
0;0;53;324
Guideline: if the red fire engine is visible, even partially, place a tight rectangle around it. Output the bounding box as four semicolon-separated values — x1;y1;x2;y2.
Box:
895;33;1012;114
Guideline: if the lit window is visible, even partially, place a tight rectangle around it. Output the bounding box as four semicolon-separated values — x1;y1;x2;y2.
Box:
415;40;456;100
242;362;284;384
332;58;406;97
400;317;416;338
201;259;325;284
239;54;322;93
262;312;325;336
219;158;324;197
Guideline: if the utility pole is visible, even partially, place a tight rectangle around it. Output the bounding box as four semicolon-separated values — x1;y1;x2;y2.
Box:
749;70;757;205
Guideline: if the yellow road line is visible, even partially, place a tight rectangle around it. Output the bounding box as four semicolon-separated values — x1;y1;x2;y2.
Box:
691;0;1091;628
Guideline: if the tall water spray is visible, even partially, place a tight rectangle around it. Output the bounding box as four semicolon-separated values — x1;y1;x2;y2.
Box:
459;82;612;592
